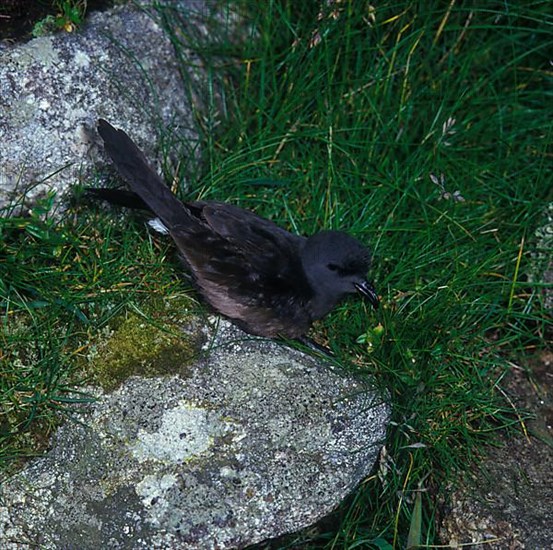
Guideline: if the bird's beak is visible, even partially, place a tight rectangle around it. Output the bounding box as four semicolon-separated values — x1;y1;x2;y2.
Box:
354;281;380;309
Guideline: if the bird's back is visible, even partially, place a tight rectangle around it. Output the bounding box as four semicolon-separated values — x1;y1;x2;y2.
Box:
172;201;314;337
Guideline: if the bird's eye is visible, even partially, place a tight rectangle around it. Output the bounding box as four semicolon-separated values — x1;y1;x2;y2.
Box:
327;263;339;271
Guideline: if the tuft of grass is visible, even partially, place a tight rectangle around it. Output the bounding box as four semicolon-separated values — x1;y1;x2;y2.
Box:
160;1;551;546
32;0;88;37
0;191;200;469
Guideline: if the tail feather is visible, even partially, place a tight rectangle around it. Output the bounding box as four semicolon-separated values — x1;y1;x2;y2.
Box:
97;119;188;229
85;188;151;210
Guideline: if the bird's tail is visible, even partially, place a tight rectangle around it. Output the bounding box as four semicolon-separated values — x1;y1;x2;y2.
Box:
85;187;151;210
97;119;189;229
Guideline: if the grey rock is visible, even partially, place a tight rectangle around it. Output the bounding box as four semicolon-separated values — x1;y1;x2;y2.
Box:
0;321;389;549
0;3;212;210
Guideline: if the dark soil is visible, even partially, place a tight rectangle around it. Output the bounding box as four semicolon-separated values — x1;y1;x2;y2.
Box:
439;351;553;549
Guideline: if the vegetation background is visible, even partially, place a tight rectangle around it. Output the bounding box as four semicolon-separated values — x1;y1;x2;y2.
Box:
1;0;551;548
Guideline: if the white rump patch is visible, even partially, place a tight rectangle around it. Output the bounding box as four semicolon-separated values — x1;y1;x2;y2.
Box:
147;218;169;234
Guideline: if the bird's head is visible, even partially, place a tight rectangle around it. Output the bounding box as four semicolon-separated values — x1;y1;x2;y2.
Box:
301;231;379;315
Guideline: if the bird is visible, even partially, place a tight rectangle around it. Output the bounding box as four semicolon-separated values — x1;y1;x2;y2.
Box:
89;119;379;339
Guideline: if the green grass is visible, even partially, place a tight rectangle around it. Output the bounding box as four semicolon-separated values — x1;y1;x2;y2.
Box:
1;0;552;547
0;192;190;466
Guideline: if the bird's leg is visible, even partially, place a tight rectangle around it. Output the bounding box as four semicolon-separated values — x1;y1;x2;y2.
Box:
293;336;335;358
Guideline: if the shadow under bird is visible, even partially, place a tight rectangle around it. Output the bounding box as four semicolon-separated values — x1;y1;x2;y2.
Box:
89;119;379;339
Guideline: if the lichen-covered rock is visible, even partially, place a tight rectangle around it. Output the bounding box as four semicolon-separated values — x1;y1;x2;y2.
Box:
0;3;207;209
0;321;389;549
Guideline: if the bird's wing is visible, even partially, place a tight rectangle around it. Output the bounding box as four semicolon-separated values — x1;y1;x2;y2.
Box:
195;201;301;252
172;201;307;284
169;202;314;333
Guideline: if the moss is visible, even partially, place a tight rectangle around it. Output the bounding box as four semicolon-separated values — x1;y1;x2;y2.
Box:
89;294;204;391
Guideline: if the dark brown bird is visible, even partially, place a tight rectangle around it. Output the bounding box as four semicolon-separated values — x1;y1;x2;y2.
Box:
90;119;379;338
